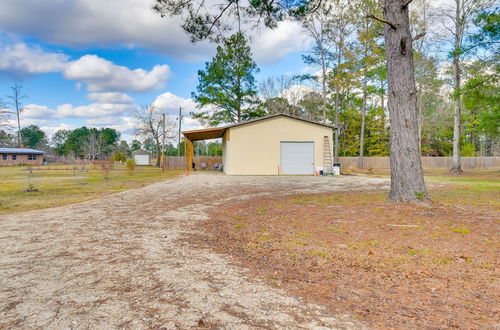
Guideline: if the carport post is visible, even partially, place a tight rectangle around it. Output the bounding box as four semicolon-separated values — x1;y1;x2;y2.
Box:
184;136;194;175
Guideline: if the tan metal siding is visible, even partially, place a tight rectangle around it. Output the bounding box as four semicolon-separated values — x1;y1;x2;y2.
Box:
225;116;333;175
222;131;230;174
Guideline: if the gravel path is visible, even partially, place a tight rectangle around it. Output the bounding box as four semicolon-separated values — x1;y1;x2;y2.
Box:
0;174;388;329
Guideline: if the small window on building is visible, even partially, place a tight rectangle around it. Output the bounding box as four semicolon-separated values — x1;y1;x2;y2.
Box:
28;154;37;160
12;155;17;160
2;154;6;160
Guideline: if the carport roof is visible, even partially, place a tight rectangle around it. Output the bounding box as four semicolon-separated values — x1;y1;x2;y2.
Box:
182;113;335;141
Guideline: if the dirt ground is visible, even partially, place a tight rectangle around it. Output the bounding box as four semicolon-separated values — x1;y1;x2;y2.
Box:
199;180;500;328
0;173;388;329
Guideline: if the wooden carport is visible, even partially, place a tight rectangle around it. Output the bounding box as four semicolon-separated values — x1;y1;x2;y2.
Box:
182;127;226;175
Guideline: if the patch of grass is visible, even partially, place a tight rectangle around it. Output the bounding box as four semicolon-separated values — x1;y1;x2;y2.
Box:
450;227;470;235
308;250;329;258
233;223;244;229
256;208;267;215
290;192;386;207
256;234;271;241
415;191;426;200
233;216;245;221
295;232;311;238
327;226;346;234
407;248;418;256
0;165;181;214
290;239;306;246
432;257;453;265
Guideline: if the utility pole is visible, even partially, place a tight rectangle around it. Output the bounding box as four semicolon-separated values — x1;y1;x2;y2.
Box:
177;107;183;157
162;113;166;171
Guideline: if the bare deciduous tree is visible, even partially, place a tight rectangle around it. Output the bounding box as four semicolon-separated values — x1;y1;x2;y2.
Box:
135;105;176;167
82;131;103;161
301;1;337;123
0;97;12;129
437;0;494;174
6;84;27;148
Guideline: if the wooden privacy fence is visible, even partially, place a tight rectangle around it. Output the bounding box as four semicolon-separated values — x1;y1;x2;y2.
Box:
338;157;500;169
163;156;222;170
163;156;499;170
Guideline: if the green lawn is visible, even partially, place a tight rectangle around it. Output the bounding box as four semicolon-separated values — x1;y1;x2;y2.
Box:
0;164;181;214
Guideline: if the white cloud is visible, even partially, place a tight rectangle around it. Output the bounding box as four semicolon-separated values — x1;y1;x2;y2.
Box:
0;1;310;63
23;104;58;119
56;103;137;118
281;84;315;104
87;92;134;104
41;123;78;138
152;92;198;116
11;89;207;142
63;55;170;92
252;21;310;64
0;42;68;76
0;0;214;61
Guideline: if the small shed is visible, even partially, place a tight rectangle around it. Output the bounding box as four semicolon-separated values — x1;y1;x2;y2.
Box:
132;149;151;166
0;148;45;166
182;114;335;175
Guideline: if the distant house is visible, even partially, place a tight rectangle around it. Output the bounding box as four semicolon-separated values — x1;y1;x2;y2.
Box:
0;148;45;166
132;149;151;165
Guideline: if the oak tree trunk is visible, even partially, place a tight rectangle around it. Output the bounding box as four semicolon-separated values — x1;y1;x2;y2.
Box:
384;0;427;202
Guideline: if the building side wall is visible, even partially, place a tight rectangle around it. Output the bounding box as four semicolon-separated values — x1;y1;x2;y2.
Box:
222;130;230;174
0;154;43;166
225;116;333;175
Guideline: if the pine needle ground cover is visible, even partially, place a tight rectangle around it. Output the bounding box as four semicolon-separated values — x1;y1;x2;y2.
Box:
0;165;181;214
197;170;499;328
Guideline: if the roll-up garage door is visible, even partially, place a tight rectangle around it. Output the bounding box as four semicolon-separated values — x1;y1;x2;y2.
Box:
134;155;149;165
280;142;314;175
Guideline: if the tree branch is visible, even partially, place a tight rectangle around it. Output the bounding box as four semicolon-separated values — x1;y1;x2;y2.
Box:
366;14;396;30
207;0;236;36
412;32;426;41
402;0;413;8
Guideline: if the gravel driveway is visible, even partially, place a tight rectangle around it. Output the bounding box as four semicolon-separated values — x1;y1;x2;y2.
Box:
0;173;388;329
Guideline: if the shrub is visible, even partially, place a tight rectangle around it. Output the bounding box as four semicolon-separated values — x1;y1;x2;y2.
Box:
126;159;135;175
110;152;126;163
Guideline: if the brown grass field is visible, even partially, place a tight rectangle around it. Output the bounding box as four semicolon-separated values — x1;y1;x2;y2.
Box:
0;164;181;214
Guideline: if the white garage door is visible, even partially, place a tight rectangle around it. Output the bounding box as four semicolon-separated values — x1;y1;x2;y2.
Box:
280;142;314;175
134;155;150;165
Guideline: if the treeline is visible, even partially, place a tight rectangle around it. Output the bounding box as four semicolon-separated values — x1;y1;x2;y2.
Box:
0;125;127;160
0;125;223;159
187;0;499;159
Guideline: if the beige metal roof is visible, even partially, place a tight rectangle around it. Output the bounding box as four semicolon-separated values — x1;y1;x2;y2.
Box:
182;126;227;141
182;113;335;141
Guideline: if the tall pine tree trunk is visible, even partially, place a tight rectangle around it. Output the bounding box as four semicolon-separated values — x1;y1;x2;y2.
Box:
383;0;427;202
320;47;328;123
333;35;343;164
450;0;463;174
358;78;367;169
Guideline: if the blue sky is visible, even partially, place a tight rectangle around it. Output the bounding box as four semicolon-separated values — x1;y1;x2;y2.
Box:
0;0;311;142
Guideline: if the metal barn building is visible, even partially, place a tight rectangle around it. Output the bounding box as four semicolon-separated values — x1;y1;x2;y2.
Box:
182;114;334;175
